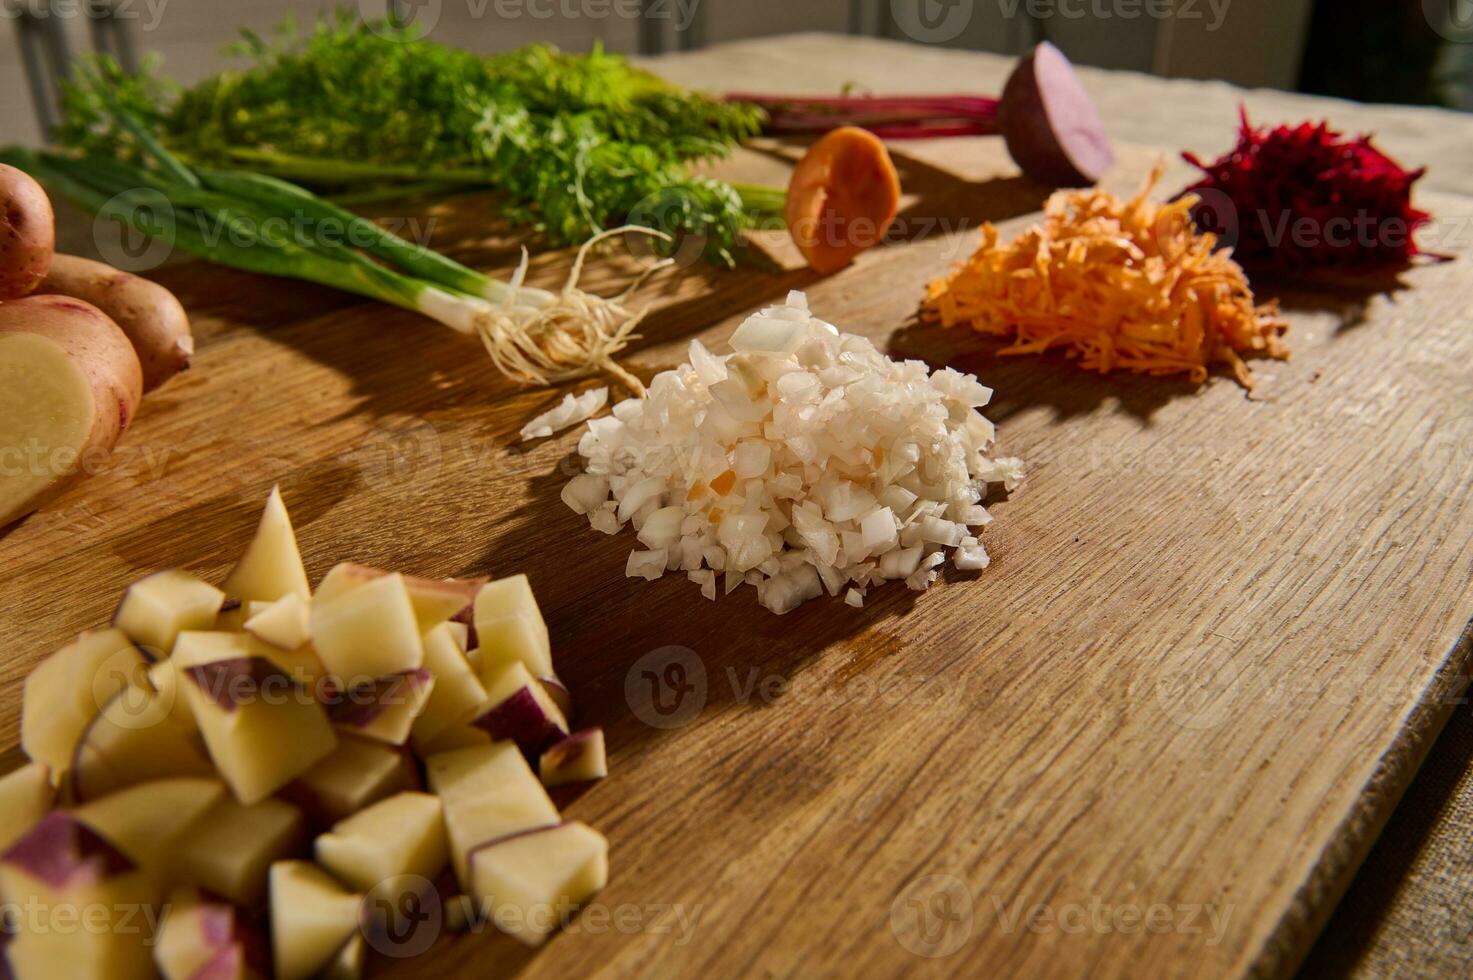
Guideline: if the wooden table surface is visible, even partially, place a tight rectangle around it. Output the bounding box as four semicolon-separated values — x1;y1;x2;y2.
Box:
5;34;1472;980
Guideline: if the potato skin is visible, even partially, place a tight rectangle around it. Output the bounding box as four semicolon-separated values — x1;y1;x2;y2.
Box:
37;254;193;390
0;164;56;299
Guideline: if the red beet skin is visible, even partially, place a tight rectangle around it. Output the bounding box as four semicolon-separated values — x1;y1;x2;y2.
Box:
1000;42;1115;187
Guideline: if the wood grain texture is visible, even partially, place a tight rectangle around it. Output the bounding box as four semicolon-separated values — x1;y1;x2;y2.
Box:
2;36;1472;980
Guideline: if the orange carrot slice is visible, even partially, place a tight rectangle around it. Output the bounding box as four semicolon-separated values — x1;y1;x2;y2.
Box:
709;469;737;496
786;126;901;275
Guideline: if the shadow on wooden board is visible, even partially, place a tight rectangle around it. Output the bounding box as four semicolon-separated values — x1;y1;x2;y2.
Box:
474;445;927;742
1247;262;1426;339
888;153;1046;235
888;316;1203;426
749;136;1050;250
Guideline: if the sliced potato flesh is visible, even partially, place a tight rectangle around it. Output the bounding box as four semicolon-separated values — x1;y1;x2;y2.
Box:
0;333;94;525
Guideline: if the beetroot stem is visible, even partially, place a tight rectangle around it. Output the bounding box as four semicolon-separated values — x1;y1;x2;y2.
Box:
730;93;1002;139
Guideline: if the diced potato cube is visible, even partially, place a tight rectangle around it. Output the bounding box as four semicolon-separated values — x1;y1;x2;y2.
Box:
175;633;337;805
222;486;311;604
316;563;483;634
472;661;568;755
0;763;54;851
281;737;419;828
329;670;434;746
468;822;608;947
269;861;362;980
113;569;224;656
310;573;424;680
426;742;558;889
0;813;158;979
74;777;224;871
154;887;258;980
415;722;493;757
244;593;311;652
71;680;213;801
147;658;196;734
21;629;145;785
173;797;306;907
410;623;488;747
315;792;447;892
539;729;608;787
473;576;553;680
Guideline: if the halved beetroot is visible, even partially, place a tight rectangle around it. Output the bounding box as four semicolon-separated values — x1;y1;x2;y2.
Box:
1000;42;1115;187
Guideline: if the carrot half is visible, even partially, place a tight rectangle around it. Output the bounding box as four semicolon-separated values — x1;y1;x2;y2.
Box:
785;127;902;275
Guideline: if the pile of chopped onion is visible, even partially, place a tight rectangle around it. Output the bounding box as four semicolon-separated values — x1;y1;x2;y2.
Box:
563;291;1021;614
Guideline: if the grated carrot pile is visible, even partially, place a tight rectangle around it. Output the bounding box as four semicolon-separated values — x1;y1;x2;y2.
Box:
921;165;1288;388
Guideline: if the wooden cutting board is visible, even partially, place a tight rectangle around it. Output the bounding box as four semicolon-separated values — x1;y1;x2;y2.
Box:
3;37;1472;980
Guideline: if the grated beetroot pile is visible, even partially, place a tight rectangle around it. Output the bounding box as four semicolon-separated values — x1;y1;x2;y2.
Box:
1182;108;1432;273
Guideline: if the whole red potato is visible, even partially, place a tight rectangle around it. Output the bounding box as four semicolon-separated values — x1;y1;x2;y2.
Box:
0;163;56;299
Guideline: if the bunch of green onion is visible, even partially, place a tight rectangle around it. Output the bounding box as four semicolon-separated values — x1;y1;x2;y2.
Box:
3;122;667;393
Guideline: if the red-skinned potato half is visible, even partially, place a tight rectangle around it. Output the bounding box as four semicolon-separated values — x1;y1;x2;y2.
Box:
0;295;143;528
0;163;55;299
786;126;902;275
